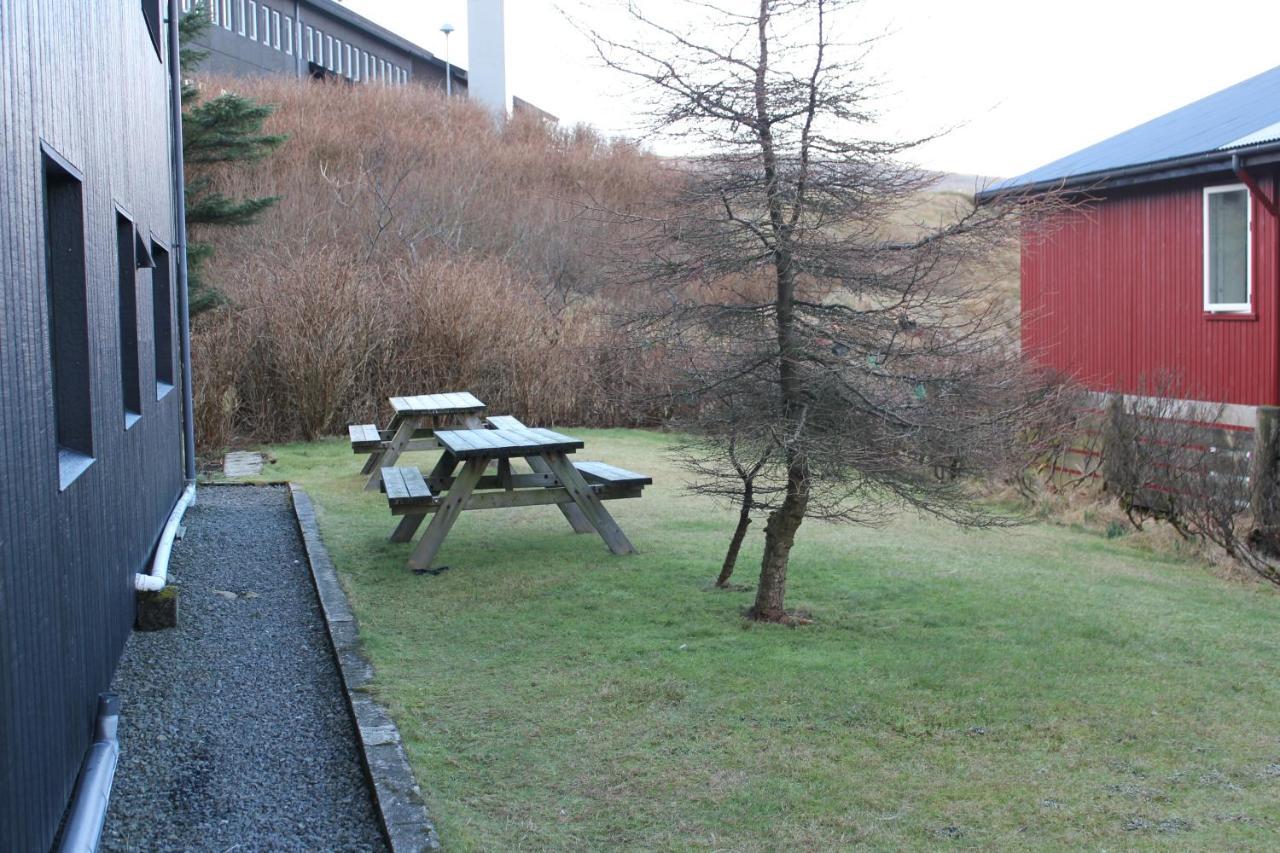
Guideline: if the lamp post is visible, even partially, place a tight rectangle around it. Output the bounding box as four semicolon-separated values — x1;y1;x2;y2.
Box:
441;22;454;96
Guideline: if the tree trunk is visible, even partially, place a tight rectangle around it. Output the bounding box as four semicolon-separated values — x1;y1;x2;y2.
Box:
748;460;807;621
747;0;808;622
715;484;754;587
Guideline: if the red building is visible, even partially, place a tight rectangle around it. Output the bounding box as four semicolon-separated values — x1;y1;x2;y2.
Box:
979;65;1280;427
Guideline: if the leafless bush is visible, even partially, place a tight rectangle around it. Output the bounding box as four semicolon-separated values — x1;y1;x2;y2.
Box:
193;251;670;443
187;77;678;444
1103;392;1280;587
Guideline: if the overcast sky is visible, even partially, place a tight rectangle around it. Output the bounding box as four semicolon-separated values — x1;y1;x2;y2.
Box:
343;0;1280;179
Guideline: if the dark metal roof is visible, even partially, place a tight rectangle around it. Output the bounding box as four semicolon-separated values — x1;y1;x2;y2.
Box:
306;0;467;79
986;63;1280;196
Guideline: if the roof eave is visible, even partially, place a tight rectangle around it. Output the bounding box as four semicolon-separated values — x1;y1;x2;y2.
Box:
975;139;1280;204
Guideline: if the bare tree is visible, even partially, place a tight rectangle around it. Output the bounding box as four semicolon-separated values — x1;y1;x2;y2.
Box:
675;391;778;588
586;0;1073;621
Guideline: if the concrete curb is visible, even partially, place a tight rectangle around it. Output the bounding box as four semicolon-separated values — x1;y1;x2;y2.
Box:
289;484;441;852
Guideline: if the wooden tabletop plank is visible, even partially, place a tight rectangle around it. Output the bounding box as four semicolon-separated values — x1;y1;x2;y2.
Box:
467;429;507;450
390;391;487;416
445;429;483;452
526;427;584;449
484;415;527;431
435;427;584;459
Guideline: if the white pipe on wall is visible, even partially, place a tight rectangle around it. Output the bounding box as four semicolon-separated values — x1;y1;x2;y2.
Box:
135;482;197;592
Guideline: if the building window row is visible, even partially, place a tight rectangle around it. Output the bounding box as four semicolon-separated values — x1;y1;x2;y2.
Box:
184;1;412;86
40;143;177;490
306;27;407;85
186;1;410;85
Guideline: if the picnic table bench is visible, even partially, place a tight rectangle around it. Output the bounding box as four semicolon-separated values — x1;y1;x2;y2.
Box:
379;416;650;572
349;391;486;491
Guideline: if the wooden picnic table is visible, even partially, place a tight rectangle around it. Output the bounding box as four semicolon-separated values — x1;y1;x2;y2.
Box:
381;419;650;572
355;391;486;491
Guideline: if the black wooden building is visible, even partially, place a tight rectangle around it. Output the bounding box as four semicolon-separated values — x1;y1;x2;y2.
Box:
0;1;192;848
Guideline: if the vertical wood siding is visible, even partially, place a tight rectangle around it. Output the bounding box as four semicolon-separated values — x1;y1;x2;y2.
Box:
0;2;184;849
1022;173;1280;407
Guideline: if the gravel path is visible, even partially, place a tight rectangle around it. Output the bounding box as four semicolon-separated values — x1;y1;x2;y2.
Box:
102;485;387;852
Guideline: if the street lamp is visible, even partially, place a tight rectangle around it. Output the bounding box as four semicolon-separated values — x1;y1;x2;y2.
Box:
440;22;454;96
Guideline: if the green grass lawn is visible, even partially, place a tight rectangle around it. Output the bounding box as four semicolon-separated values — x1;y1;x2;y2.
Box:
249;429;1280;850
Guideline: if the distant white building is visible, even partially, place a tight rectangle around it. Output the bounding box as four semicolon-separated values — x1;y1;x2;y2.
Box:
467;0;509;116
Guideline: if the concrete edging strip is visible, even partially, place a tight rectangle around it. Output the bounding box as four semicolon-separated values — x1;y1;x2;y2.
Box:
289;484;441;852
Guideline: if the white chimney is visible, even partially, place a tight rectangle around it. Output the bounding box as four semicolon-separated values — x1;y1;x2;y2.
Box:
466;0;508;116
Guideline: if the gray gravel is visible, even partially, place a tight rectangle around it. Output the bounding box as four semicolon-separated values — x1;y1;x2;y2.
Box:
102;485;387;852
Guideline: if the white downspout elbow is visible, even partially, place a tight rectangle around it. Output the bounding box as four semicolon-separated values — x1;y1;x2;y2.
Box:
135;482;196;592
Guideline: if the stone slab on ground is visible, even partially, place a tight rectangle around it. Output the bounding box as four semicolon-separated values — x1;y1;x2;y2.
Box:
223;450;264;477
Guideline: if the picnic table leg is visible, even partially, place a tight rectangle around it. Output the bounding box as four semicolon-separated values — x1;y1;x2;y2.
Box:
390;452;459;543
524;455;594;534
541;453;637;555
359;413;403;475
407;457;486;572
365;415;421;492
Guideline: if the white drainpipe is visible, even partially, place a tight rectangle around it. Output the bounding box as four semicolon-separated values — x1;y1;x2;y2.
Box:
135;482;197;592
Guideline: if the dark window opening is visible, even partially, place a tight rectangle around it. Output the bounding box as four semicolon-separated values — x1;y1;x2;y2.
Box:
42;145;94;487
142;0;163;60
151;241;175;395
117;211;143;425
308;61;345;83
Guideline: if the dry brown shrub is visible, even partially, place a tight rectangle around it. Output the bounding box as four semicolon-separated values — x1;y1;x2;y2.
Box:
189;77;676;444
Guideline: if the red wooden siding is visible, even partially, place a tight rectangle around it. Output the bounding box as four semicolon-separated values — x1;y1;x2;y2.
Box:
1021;171;1280;407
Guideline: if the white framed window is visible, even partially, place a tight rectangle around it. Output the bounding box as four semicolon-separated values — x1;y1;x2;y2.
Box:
248;1;257;39
221;0;232;29
364;52;371;83
352;50;360;81
335;39;343;74
272;11;281;48
305;26;313;61
379;58;386;82
1204;184;1252;313
238;0;247;35
261;5;270;43
326;35;334;70
284;16;292;54
345;44;352;78
210;0;219;25
182;0;192;12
